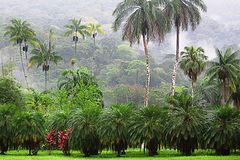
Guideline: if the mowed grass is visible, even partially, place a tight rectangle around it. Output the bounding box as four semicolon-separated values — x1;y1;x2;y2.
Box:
1;149;240;160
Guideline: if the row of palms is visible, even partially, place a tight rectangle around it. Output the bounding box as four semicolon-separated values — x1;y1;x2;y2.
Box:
113;0;207;106
4;18;104;90
1;94;240;156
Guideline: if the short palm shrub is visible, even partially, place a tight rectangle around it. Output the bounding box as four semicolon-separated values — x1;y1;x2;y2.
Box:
68;106;101;157
129;105;166;156
0;104;18;154
13;112;45;155
98;104;133;157
204;106;240;155
165;92;205;156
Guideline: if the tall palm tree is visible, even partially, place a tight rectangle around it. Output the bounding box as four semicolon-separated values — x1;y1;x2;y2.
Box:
164;0;207;96
29;30;62;91
179;46;208;98
64;18;88;65
87;23;104;46
87;23;105;74
207;48;240;105
4;19;36;87
113;0;169;107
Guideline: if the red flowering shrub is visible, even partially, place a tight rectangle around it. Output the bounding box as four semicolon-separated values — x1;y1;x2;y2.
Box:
58;129;71;156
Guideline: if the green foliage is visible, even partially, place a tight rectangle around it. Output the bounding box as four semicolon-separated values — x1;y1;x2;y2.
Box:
68;106;101;157
98;104;133;156
58;68;103;108
165;92;205;156
0;104;18;154
13;111;45;155
204;106;240;155
129;105;166;156
48;111;69;132
0;77;23;106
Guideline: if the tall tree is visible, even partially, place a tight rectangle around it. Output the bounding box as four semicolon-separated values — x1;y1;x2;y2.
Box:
164;0;207;96
113;0;169;107
4;19;36;87
29;30;62;91
207;48;240;105
64;18;88;65
179;46;208;98
87;23;104;46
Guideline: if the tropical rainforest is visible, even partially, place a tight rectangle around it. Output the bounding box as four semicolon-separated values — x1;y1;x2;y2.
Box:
0;0;240;159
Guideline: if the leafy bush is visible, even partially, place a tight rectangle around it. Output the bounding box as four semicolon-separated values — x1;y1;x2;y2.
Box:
204;106;240;155
98;104;133;156
0;77;23;106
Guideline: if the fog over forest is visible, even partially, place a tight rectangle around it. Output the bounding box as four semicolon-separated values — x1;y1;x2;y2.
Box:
0;0;239;59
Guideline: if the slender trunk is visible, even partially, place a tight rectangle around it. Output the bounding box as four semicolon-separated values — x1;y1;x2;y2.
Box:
94;37;96;46
74;31;77;59
221;81;225;105
44;66;47;91
192;80;195;99
19;43;29;88
24;41;28;59
142;35;150;107
92;37;96;75
171;25;180;96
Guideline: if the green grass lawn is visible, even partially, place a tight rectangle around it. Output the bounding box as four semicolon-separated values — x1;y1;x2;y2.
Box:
1;149;240;160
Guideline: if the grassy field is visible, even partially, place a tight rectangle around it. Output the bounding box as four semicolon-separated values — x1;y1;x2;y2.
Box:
1;149;240;160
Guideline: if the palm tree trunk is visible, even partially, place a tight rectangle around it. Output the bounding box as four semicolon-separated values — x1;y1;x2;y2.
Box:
171;25;180;96
94;37;96;46
74;31;77;59
142;34;150;107
221;81;226;105
19;43;29;88
192;80;195;99
45;68;47;91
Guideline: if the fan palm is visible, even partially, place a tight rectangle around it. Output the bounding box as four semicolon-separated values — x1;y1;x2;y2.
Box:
204;106;240;155
165;92;205;155
64;18;88;65
98;104;133;157
179;46;208;98
164;0;207;96
206;48;240;105
68;106;101;157
4;19;36;87
113;0;169;107
13;112;45;155
29;32;62;91
129;105;166;156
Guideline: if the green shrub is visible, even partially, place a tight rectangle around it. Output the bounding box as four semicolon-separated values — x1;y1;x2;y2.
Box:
98;104;133;156
204;106;240;155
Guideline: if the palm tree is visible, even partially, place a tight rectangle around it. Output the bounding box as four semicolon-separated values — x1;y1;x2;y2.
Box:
87;23;104;46
64;18;88;65
87;23;104;74
179;46;208;98
165;92;205;156
207;48;240;105
113;0;169;107
98;104;133;157
164;0;207;96
68;106;101;157
204;106;240;155
4;19;36;87
29;30;62;91
129;105;166;156
13;112;45;155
